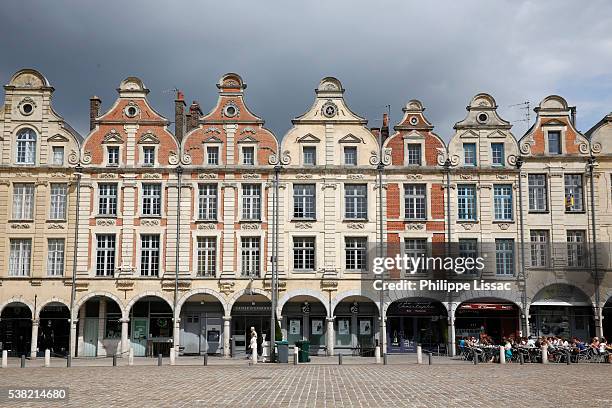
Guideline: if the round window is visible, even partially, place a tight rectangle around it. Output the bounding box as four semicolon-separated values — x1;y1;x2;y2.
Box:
22;103;33;114
477;112;489;124
409;116;418;125
322;102;338;118
224;105;237;117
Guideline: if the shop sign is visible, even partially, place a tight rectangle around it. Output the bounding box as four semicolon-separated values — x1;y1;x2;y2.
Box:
459;303;515;311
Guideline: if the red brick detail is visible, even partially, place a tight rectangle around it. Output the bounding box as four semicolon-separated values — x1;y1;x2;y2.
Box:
430;183;445;220
387;183;400;218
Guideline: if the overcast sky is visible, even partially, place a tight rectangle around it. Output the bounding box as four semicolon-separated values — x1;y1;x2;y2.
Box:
1;0;612;140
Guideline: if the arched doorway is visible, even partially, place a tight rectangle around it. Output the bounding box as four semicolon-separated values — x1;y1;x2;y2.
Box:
281;295;328;355
333;296;379;355
455;298;520;344
603;297;612;340
128;296;173;357
0;302;32;356
230;292;271;357
529;284;594;341
177;292;225;355
77;296;123;357
386;298;447;353
38;302;70;357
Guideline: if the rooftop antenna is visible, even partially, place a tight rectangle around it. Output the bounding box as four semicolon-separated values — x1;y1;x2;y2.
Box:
509;101;531;133
162;87;179;95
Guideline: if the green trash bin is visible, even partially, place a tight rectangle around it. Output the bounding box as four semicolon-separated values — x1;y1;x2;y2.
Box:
296;340;311;363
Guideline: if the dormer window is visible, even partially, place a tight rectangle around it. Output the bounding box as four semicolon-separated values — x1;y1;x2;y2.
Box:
52;146;64;165
107;146;119;166
344;146;357;166
548;131;561;155
143;146;155;166
491;143;504;166
406;144;422;165
16;128;37;164
303;146;316;166
207;146;219;165
242;146;254;165
463;143;476;166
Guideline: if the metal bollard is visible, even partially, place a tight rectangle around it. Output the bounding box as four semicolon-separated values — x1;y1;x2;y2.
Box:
383;353;388;365
293;352;298;365
416;344;423;364
170;348;176;366
541;345;548;364
499;346;506;364
428;352;432;365
158;353;162;366
566;350;571;365
473;353;478;365
67;354;72;367
113;354;117;367
21;355;26;368
44;349;51;368
203;354;208;366
375;346;381;364
519;352;524;365
338;354;343;365
128;348;134;366
2;350;7;368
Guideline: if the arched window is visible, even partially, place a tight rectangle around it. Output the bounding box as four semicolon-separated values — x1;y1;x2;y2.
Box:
16;128;37;164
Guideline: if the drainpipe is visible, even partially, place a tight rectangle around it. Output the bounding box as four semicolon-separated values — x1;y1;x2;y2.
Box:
174;165;183;351
68;164;82;361
515;157;528;336
587;156;601;336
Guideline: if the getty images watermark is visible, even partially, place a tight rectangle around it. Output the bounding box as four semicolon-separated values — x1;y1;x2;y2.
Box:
371;253;513;292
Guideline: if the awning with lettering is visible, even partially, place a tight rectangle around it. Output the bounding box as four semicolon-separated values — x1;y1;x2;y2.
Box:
459;303;516;311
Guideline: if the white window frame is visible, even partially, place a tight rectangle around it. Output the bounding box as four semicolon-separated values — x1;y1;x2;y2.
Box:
9;238;32;276
12;183;35;220
98;183;118;216
205;145;221;166
241;145;256;166
344;184;368;220
51;146;65;166
198;183;218;221
406;143;422;166
293;184;316;220
106;145;121;167
241;183;262;221
15;128;37;165
95;234;116;277
196;236;217;277
293;236;316;272
493;184;513;221
240;236;261;277
47;238;65;276
302;145;317;166
528;174;548;212
344;237;368;272
141;183;162;217
140;234;161;277
404;184;426;220
141;145;157;167
343;146;357;166
49;183;68;220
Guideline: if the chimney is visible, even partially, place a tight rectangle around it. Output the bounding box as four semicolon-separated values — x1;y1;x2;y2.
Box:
188;101;203;132
381;113;390;142
89;96;101;131
175;90;186;143
570;106;576;127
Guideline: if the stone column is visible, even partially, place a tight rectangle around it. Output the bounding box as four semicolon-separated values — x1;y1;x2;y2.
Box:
223;316;231;357
30;319;39;359
380;317;387;355
447;303;456;357
120;318;130;355
173;318;181;353
595;304;604;338
326;317;335;356
97;298;106;356
70;317;78;358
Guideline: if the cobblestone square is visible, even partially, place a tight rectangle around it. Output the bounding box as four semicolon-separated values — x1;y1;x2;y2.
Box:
1;362;611;407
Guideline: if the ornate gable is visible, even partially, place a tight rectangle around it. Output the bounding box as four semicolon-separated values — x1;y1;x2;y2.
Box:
203;135;223;144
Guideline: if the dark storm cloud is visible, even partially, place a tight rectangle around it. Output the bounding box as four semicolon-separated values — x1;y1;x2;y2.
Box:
1;0;612;140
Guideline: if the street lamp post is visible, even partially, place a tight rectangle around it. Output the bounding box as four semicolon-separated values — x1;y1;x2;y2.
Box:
270;164;281;361
587;155;601;336
68;164;82;365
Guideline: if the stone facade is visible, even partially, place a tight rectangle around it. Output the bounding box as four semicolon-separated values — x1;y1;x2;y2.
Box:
1;69;612;360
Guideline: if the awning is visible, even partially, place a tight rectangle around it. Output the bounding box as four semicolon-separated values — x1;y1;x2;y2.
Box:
530;301;592;307
459;303;516;311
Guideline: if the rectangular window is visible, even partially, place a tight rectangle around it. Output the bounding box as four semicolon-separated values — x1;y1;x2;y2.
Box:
242;184;261;220
303;146;316;165
567;230;586;267
345;184;367;219
140;234;160;277
107;146;119;166
12;183;34;220
404;184;426;220
142;183;162;216
241;237;260;277
457;184;476;221
198;184;217;220
9;239;31;276
242;146;254;165
493;184;513;221
548;131;561;155
491;143;504;166
405;239;427;274
293;184;315;219
50;183;67;220
98;183;117;216
345;237;367;272
528;174;548;212
52;146;64;165
96;234;115;276
207;146;219;165
344;146;357;166
495;239;514;276
407;144;422;165
529;230;549;268
47;238;65;276
458;239;478;275
197;237;216;277
143;147;155;166
463;143;477;166
293;237;315;271
564;174;584;212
